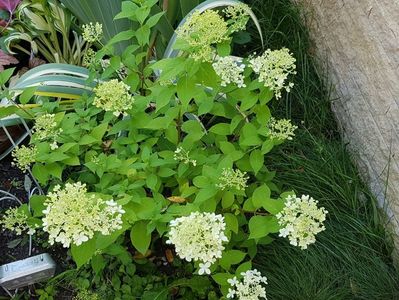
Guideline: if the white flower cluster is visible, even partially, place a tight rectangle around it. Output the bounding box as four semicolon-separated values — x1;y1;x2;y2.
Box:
93;79;134;116
223;3;251;33
227;269;268;300
11;145;37;172
42;182;125;248
212;56;246;88
73;290;99;300
0;207;36;235
268;117;298;141
276;194;328;249
82;48;98;68
32;113;63;150
249;48;296;99
173;147;196;166
216;168;249;191
166;212;228;275
176;10;228;62
82;22;103;43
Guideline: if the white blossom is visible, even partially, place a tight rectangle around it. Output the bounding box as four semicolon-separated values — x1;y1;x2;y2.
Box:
0;207;36;235
176;10;228;62
249;48;296;99
173;147;197;166
276;194;328;249
198;262;212;275
82;22;103;43
32;113;63;149
42;182;125;248
93;79;134;116
268;117;298;141
227;269;268;300
212;56;246;88
223;3;251;33
11;145;37;172
166;212;228;275
216;168;249;191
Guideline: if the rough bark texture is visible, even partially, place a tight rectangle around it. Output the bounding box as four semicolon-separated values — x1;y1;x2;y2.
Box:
295;0;399;253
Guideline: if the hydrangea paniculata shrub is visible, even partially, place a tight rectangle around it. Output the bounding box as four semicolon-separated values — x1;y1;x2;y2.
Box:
11;1;328;298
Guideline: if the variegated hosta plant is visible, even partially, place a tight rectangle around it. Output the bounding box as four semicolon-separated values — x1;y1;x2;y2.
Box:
5;0;328;298
2;0;93;65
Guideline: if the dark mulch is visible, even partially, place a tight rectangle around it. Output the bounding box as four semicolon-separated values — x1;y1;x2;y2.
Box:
0;155;29;265
0;154;73;298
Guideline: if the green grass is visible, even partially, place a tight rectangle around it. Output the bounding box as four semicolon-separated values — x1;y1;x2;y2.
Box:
246;0;399;299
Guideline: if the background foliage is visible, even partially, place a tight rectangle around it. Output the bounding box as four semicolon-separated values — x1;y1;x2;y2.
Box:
246;0;399;299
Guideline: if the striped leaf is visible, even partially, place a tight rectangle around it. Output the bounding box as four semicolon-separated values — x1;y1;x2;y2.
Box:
11;64;93;100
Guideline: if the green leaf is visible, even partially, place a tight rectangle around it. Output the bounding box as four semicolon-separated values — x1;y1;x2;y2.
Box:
0;106;18;118
240;92;258;111
110;56;121;70
96;226;127;250
220;250;246;270
135;5;151;24
114;1;138;19
32;164;50;184
240;123;262;146
165;125;178;144
212;273;233;286
136;24;151;46
216;41;231;56
126;72;140;90
236;261;252;275
79;134;98;145
71;238;96;268
158;167;175;177
146;11;164;28
194;186;218;203
46;152;71;163
146;173;158;190
91;122;108;140
224;213;238;234
259;88;273;105
222;191;234;209
262;198;285;215
181;120;205;145
45;163;63;179
30;195;46;217
108;30;135;45
130;221;151;255
249;150;264;175
248;216;280;239
153;85;175;112
209;123;230;136
151;57;187;81
0;68;15;85
19;86;36;104
91;254;106;274
230;115;242;133
261;140;274;154
251;185;271;209
254;105;271;125
193;176;210;188
62;156;80;166
177;76;195;109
